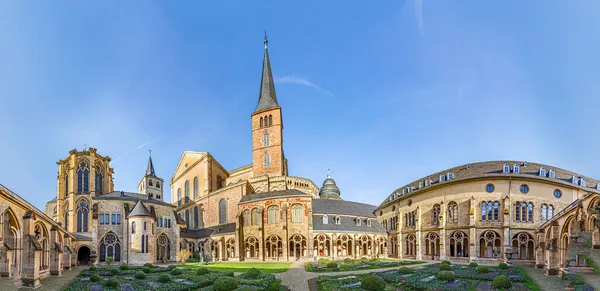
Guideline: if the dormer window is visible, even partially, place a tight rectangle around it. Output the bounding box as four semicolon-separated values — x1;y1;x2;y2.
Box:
440;174;446;182
539;167;546;177
424;179;430;187
596;184;600;191
513;164;520;174
367;219;372;227
356;217;361;226
447;172;454;180
335;215;341;225
418;181;423;188
503;163;510;173
572;176;579;184
549;169;555;178
580;177;586;187
323;215;328;224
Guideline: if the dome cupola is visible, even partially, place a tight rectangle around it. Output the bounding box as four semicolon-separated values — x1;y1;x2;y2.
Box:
319;169;342;200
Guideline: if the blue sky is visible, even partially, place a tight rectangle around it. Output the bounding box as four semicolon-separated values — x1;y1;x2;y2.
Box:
2;1;600;210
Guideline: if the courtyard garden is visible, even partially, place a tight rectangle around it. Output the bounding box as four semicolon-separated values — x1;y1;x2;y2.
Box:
65;263;287;291
316;261;542;290
306;257;425;272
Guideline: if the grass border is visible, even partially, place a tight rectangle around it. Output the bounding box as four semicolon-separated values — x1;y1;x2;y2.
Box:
518;267;542;291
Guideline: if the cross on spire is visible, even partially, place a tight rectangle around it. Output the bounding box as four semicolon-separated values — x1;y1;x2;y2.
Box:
327;168;331;178
264;30;268;49
148;149;152;157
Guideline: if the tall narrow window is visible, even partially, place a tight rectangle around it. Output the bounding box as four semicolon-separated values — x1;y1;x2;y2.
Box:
440;174;446;182
132;222;136;234
252;208;260;226
260;117;264;127
64;205;69;230
539;167;546;177
528;203;533;222
549;169;555;178
216;175;223;189
184;180;189;202
267;206;279;224
487;201;493;220
77;162;89;194
515;202;521;221
448;201;458;224
219;199;227;224
263;152;270;168
177;188;181;206
503;163;510;173
243;210;250;226
323;215;328;224
194;207;199;229
268;115;272;126
513;164;520;174
65;172;69;197
185;210;190;229
482;202;487;220
77;200;89;232
432;204;440;226
521;202;527;222
142;235;145;253
493;202;499;220
541;204;547;221
263;131;270;147
95;165;103;194
193;177;198;199
548;205;554;219
291;204;303;223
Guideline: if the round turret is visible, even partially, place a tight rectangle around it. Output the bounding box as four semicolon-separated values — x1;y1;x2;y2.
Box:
319;170;342;200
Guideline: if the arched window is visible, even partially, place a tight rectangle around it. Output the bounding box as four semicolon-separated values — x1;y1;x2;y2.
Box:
260;117;264;127
149;179;153;187
323;215;328;224
132;222;136;234
291;204;303;223
185;210;190;229
515;201;521;221
76;200;89;232
267;206;279;224
447;201;458;224
493;202;499;220
440;174;446;182
219;199;227;224
539;167;546;177
268;115;272;126
77;162;89;194
481;202;487;220
334;215;341;225
193;177;198;199
194;207;199;229
263;152;270;168
251;208;260;225
548;205;554;219
528;203;533;222
356;217;361;226
513;164;520;173
263;131;270;147
177;188;181;206
243;210;250;226
63;204;69;230
217;175;223;189
156;181;160;188
95;165;103;194
541;204;548;221
549;169;555;178
144;221;147;230
99;233;121;262
432;204;440;226
64;168;69;197
184;180;189;202
142;235;145;253
503;163;510;173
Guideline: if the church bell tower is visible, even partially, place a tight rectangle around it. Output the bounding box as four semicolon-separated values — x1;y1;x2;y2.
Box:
138;150;164;200
251;35;288;177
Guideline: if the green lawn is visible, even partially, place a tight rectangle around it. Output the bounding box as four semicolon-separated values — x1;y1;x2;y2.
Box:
181;261;292;273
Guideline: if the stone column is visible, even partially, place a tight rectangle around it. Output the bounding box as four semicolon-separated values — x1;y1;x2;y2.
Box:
62;236;71;271
259;208;264;261
415;207;422;260
332;233;337;260
397;233;403;259
534;231;545;268
545;222;560;275
21;212;41;289
0;211;12;277
354;234;359;258
469;198;477;262
49;226;62;276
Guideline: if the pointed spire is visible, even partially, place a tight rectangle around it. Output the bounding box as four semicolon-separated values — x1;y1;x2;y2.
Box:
254;32;279;113
146;149;155;176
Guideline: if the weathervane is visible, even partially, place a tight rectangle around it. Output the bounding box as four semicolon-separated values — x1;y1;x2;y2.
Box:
327;168;331;178
264;30;268;49
149;149;152;157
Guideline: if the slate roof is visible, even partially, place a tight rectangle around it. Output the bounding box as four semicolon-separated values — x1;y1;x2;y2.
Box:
239;189;311;204
95;191;174;207
312;215;386;234
180;223;237;239
378;160;600;209
146;156;156;176
254;38;279;113
71;233;92;241
128;200;154;218
311;199;378;217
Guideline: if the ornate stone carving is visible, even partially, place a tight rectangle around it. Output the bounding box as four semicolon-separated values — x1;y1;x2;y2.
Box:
546;238;557;250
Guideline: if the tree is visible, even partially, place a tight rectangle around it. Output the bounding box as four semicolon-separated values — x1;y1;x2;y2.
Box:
176;249;192;263
106;256;114;266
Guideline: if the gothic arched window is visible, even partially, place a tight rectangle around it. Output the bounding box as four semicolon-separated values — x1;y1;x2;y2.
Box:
177;188;181;206
263;152;271;168
193;177;198;199
447;201;458;224
63;204;69;230
243;210;250;226
185;210;190;229
95;165;103;194
64;166;69;197
263;131;270;147
184;180;190;202
260;117;264;127
156;181;160;189
76;200;89;232
194;206;199;229
291;204;303;223
77;162;89;194
252;208;260;226
219;199;227;224
267;206;279;224
132;222;136;234
432;204;440;226
99;233;121;262
268;115;273;126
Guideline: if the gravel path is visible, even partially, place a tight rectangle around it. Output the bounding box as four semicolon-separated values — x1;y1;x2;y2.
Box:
276;261;434;291
0;266;86;291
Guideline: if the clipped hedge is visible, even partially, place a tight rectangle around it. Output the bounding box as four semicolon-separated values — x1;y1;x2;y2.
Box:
171;268;183;275
326;262;338;268
441;260;451;265
89;266;97;271
360;275;386;291
157;274;172;283
168;264;177;270
105;278;119;288
143;263;154;268
214;276;238;291
119;264;130;270
135;271;146;279
498;262;509;269
477;266;489;274
492;275;512;289
469;262;478;267
344;258;353;263
246;267;262;279
109;268;119;275
142;266;151;273
436;270;455;281
196;267;210;275
440;264;452;271
90;274;102;282
398;267;413;274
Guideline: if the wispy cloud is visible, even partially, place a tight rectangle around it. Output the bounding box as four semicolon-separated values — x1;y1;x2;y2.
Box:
111;135;165;165
414;0;423;36
275;75;334;96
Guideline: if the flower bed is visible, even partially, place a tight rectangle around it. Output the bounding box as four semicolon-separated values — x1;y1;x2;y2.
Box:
66;265;286;291
308;259;424;273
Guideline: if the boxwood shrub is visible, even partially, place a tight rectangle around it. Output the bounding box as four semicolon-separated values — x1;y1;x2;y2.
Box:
441;260;451;265
498;262;509;269
477;266;489;273
109;268;119;275
89;266;97;271
246;267;262;279
119;264;130;270
436;270;455;281
142;266;151;273
360;275;386;291
168;264;177;270
105;278;119;288
440;264;452;271
90;274;102;282
157;274;171;283
135;271;146;279
170;268;183;276
398;267;413;274
469;262;478;267
143;263;154;268
326;262;338;268
492;275;512;289
214;276;238;291
196;267;210;275
344;258;353;263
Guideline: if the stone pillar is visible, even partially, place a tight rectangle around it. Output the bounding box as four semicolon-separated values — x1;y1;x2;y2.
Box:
415;206;422;260
545;222;560;276
332;233;337;260
62;236;71;271
535;232;545;268
469;227;477;262
21;212;41;289
592;225;600;249
397;233;403;259
354;234;359;258
49;226;62;276
259;208;264;261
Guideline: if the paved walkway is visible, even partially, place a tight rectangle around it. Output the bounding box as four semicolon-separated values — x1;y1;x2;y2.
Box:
521;266;565;291
0;266;85;291
579;273;600;290
275;260;434;291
